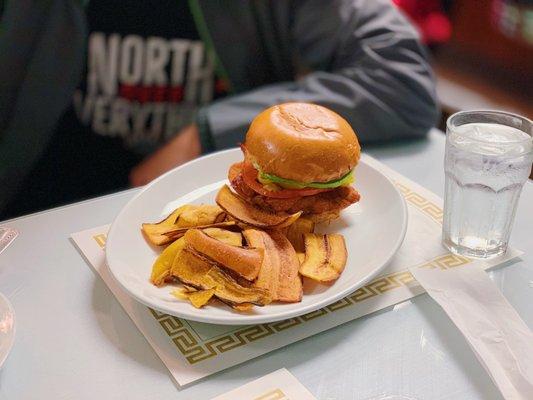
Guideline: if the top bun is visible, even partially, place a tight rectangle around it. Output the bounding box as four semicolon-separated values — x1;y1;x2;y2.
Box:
245;103;360;183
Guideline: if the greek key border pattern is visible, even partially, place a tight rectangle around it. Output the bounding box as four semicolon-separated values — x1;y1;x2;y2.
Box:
254;389;287;400
395;182;443;224
147;251;472;364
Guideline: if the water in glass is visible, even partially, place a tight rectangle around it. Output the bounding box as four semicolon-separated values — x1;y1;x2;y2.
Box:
443;120;532;258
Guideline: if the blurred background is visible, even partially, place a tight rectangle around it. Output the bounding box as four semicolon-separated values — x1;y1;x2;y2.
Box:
1;0;531;220
394;0;532;129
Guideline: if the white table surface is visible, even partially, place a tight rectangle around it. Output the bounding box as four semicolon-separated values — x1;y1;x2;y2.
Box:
1;129;531;400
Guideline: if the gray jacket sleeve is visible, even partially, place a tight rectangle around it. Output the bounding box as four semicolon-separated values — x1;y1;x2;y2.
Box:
199;0;439;150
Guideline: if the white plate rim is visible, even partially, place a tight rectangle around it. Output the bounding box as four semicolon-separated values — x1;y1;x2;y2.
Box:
0;292;16;369
106;149;408;325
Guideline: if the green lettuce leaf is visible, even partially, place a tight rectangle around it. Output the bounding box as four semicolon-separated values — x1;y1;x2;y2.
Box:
255;164;354;189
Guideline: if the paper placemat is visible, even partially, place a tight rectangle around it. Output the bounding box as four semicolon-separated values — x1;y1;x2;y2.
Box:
210;368;316;400
70;155;522;387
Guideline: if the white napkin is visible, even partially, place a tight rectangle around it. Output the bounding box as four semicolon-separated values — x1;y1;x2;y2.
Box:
410;263;533;400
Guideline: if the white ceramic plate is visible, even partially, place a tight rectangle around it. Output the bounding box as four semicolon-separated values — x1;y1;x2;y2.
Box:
0;292;15;369
106;149;407;325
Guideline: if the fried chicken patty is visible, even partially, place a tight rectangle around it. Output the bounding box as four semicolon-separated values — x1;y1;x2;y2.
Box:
228;163;360;216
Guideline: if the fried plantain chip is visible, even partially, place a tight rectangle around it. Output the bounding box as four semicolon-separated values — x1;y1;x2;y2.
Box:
171;247;213;286
203;267;271;305
187;288;216;308
184;229;264;281
299;233;348;282
182;285;197;292
163;221;236;242
170;287;191;300
142;205;191;245
243;229;303;303
150;237;186;286
216;185;301;229
231;303;254;312
168;228;243;280
142;204;226;245
170;287;216;308
176;205;226;227
202;227;242;247
284;217;315;263
172;248;272;306
184;229;263;281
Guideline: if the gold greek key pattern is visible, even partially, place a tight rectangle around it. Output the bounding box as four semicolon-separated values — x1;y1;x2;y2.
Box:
146;264;444;364
95;179;465;365
395;182;443;224
419;253;470;270
93;234;107;248
301;308;328;321
270;318;301;331
254;389;286;400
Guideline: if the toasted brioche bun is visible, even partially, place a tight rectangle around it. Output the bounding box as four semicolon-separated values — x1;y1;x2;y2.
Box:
244;103;360;183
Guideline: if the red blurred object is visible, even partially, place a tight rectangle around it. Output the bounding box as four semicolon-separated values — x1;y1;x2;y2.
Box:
392;0;452;45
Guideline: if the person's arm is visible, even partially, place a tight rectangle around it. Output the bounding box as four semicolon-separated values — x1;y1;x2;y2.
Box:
129;124;201;186
198;0;439;151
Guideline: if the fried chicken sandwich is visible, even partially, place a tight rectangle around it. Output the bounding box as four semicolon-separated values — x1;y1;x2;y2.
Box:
228;103;361;222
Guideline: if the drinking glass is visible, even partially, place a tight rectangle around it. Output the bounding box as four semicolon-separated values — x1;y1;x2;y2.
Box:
442;110;532;258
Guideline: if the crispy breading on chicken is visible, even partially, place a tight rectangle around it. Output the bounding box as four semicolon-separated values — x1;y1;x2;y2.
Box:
228;162;360;217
